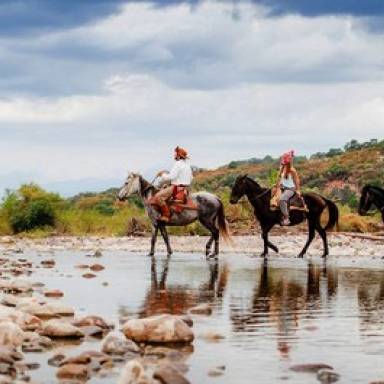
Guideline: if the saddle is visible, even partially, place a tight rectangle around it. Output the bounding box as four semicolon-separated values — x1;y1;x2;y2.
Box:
270;188;308;212
150;186;198;215
169;186;198;213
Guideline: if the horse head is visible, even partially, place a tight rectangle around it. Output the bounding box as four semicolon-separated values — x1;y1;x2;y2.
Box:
358;186;372;216
230;174;248;204
118;171;141;201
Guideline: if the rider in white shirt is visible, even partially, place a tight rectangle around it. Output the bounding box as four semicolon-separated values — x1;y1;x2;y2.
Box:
153;146;193;222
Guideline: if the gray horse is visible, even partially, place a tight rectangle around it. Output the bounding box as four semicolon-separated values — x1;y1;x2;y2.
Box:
118;172;230;257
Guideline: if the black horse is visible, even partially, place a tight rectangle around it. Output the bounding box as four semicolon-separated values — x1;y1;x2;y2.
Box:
230;175;339;258
358;185;384;222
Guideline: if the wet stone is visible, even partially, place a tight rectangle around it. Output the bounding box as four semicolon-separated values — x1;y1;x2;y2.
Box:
90;264;105;272
317;369;340;383
48;354;66;367
208;365;226;377
290;363;334;373
56;363;90;381
72;315;111;330
101;333;140;356
82;273;97;279
154;363;191;384
44;289;64;298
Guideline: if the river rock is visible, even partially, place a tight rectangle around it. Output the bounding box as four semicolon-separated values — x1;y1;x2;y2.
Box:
90;264;105;272
208;365;226;377
317;369;340;383
154;363;190;384
117;359;152;384
48;354;66;367
122;315;194;344
0;306;42;331
0;280;33;294
290;363;334;373
41;259;55;268
56;363;89;381
188;304;212;316
44;289;63;298
78;325;104;337
82;273;97;279
0;321;25;347
72;315;111;330
18;301;74;317
39;320;84;339
101;332;140;355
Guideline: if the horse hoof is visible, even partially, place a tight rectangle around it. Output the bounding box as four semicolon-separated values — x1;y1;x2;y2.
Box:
147;253;154;257
260;253;268;258
322;254;328;259
297;254;304;258
207;253;218;259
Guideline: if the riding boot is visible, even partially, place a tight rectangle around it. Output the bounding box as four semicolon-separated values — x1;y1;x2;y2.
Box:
159;203;171;222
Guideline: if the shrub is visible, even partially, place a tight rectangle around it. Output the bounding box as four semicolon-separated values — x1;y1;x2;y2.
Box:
1;184;62;233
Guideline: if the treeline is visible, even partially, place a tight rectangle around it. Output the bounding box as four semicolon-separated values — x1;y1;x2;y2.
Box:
0;139;383;236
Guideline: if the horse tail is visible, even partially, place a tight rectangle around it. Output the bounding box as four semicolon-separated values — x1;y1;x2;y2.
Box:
323;198;339;231
217;200;232;245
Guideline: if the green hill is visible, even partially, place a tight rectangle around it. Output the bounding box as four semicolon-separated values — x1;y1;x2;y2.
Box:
0;139;383;236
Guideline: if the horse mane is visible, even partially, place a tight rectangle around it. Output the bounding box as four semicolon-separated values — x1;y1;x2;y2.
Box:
244;176;266;191
139;175;158;195
363;185;384;198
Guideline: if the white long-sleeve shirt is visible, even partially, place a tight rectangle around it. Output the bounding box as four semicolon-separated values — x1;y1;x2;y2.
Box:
161;160;193;186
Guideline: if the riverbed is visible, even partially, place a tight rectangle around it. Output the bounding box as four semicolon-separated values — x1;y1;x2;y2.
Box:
2;245;383;383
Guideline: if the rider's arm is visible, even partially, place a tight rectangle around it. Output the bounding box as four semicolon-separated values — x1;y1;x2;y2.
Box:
292;168;301;193
161;162;180;183
275;166;283;188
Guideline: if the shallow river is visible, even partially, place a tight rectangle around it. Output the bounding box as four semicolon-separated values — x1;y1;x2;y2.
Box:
22;251;384;383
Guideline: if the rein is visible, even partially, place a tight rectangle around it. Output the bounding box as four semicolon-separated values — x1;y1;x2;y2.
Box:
253;187;272;199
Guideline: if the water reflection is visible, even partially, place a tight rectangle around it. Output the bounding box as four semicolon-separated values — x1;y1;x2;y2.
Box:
230;260;341;358
138;257;229;318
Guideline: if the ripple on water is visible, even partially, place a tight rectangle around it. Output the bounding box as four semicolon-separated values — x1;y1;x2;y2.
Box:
9;251;384;384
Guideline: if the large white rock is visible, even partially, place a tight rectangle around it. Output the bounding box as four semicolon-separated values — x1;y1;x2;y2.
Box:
39;320;84;338
122;315;194;344
101;332;140;355
0;321;25;347
18;301;74;317
0;305;42;331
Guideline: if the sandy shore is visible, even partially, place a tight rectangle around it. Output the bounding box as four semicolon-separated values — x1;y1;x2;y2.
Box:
0;234;383;258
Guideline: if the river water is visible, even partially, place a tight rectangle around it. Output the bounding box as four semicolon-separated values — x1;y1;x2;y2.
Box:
22;251;384;383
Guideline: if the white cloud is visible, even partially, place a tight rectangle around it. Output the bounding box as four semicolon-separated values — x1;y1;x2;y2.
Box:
0;1;383;191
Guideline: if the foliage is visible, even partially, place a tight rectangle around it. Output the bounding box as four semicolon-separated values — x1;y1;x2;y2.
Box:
2;184;62;233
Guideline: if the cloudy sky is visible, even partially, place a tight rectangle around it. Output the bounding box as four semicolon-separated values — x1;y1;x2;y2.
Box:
0;0;383;195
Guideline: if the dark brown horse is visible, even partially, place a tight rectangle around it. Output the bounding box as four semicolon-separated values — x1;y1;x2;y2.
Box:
358;185;384;222
230;175;339;258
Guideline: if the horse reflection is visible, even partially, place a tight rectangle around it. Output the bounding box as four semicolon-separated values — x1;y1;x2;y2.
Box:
230;260;339;358
357;270;384;336
138;257;228;318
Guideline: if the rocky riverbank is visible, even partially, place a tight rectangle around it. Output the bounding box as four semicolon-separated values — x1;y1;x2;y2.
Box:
0;234;383;259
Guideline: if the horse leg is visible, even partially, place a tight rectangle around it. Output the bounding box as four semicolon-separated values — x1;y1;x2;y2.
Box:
159;225;173;257
315;222;329;258
261;225;278;257
298;220;315;258
149;226;159;256
200;218;219;258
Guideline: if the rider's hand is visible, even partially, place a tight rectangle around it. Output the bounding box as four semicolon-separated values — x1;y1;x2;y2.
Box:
297;190;302;196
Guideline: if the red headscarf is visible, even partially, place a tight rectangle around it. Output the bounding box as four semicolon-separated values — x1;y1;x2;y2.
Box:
281;150;294;165
174;146;188;159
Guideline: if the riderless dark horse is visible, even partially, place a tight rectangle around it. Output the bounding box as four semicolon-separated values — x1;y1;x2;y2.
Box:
230;175;339;258
359;185;384;222
118;172;230;257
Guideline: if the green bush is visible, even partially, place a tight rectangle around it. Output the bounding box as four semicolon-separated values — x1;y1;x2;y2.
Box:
2;184;62;233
